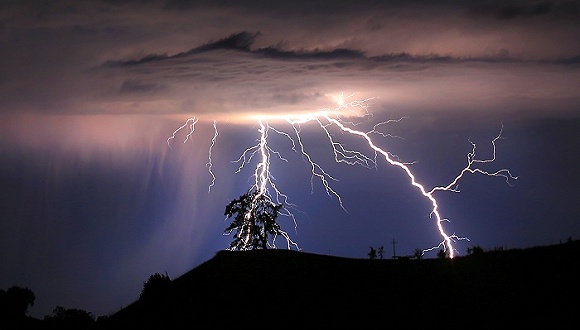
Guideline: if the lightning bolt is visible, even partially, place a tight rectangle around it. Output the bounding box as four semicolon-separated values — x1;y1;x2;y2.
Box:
314;113;516;259
206;120;218;193
231;120;300;250
167;116;198;147
167;116;218;194
169;93;517;258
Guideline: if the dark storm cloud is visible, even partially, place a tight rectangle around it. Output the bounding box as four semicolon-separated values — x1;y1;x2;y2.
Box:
468;0;580;20
105;28;568;68
552;54;580;64
103;31;262;67
258;46;364;60
100;29;364;69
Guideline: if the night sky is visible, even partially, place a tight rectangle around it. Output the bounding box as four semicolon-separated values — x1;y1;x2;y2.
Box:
1;0;579;319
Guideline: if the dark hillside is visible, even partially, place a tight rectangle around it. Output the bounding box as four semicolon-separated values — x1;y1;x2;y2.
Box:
100;240;580;328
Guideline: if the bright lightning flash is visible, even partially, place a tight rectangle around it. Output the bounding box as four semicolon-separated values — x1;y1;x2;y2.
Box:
168;94;517;258
230;120;300;250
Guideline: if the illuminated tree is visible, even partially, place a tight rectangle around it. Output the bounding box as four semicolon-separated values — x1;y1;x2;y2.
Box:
224;188;284;250
413;248;424;259
437;249;448;259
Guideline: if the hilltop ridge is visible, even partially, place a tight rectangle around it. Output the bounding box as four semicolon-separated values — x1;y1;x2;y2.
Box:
100;240;579;328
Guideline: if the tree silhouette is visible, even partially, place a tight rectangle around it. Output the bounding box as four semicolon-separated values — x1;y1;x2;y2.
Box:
413;248;424;259
0;286;35;320
44;306;95;328
224;188;284;250
140;272;171;300
467;245;484;256
377;245;385;259
437;248;448;259
368;246;377;259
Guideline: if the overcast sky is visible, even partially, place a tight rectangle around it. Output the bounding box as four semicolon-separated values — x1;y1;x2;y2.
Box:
1;0;579;319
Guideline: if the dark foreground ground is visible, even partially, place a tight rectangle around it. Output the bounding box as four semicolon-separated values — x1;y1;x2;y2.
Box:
10;240;580;328
99;240;579;328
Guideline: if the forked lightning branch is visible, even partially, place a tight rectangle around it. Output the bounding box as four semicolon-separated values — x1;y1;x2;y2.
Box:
167;94;517;258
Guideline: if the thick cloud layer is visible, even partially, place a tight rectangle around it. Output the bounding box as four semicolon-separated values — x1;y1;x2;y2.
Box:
1;1;579;117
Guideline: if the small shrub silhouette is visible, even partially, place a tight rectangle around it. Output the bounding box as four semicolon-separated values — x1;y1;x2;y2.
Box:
467;245;484;255
44;306;95;328
413;248;424;259
368;245;384;259
368;246;377;259
140;272;171;300
377;245;385;259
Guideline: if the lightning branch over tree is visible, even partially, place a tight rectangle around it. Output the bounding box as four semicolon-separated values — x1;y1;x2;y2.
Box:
223;187;288;251
168;92;517;257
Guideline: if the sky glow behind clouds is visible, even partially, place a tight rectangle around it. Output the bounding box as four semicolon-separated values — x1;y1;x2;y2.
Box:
1;0;579;320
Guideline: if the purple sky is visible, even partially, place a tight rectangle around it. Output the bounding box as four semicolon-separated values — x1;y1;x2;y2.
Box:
1;0;579;319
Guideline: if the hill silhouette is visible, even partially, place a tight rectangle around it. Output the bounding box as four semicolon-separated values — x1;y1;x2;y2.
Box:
96;240;579;328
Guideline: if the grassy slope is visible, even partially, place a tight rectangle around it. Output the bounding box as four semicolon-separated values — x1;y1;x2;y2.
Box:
102;240;580;328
